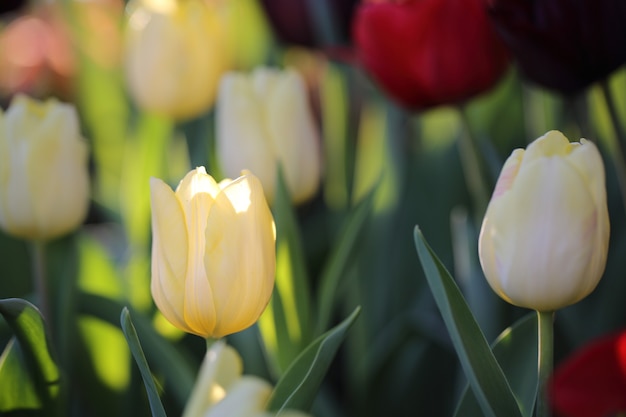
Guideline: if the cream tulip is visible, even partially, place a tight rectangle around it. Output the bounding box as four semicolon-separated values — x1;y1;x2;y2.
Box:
150;167;275;338
183;340;312;417
478;130;610;312
125;0;229;120
216;67;322;204
0;94;90;240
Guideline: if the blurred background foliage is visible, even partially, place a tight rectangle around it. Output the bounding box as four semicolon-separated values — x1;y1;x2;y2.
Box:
1;0;626;416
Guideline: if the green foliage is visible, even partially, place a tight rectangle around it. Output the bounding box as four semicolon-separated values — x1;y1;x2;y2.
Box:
414;228;522;417
0;299;61;416
268;307;361;413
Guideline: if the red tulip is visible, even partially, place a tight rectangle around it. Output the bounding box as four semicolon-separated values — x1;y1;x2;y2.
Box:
550;331;626;417
352;0;510;110
487;0;626;94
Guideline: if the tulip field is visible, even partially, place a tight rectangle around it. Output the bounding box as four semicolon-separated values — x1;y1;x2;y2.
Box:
0;1;626;417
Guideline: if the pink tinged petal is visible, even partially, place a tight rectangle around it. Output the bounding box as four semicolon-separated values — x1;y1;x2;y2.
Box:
491;148;523;199
149;177;192;333
486;157;599;311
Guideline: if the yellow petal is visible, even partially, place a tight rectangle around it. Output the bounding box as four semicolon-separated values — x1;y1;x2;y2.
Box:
150;177;192;333
182;341;243;417
204;173;275;337
204;376;272;417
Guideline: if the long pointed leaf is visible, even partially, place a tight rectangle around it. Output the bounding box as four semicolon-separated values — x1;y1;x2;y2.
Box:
413;227;522;417
120;307;167;417
454;313;539;417
267;306;361;413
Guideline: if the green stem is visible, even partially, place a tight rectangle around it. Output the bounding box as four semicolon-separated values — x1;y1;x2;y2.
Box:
457;106;490;224
599;79;626;215
32;241;50;322
536;310;554;417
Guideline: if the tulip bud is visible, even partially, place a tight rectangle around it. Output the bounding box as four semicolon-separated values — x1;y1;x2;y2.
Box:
125;0;229;120
0;94;90;241
353;0;510;110
183;340;312;417
150;167;275;338
216;67;322;204
478;131;610;312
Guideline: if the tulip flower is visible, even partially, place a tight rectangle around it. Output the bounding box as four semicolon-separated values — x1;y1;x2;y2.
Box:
183;341;311;417
352;0;510;110
125;0;230;120
550;330;626;417
478;131;610;311
150;167;275;339
487;0;626;94
0;94;90;241
216;67;322;204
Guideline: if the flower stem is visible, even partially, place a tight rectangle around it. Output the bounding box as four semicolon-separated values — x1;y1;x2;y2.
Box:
537;310;554;417
32;241;50;321
599;79;626;215
457;106;490;224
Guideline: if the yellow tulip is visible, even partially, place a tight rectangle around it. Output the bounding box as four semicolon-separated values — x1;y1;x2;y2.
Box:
150;167;275;338
125;0;229;120
0;94;90;240
216;67;322;204
183;340;311;417
478;130;610;312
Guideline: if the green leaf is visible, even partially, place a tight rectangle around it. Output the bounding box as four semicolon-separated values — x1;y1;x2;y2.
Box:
454;313;539;417
267;306;361;413
120;307;167;417
316;187;376;335
413;227;522;417
0;338;40;411
259;166;313;374
79;293;195;407
0;298;61;415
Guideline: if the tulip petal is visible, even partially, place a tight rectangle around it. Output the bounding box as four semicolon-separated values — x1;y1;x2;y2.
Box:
150;177;192;333
216;72;278;202
182;341;243;417
204;376;272;417
482;156;599;311
204;173;275;337
265;69;321;204
175;168;220;336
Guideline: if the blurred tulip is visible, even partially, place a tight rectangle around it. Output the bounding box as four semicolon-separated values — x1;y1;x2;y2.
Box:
183;340;311;417
353;0;510;110
150;167;275;339
125;0;230;120
216;67;322;204
0;5;75;99
259;0;358;48
550;330;626;417
487;0;626;94
0;94;90;240
478;131;609;311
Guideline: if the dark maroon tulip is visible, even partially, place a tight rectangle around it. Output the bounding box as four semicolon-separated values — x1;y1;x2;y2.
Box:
353;0;510;110
259;0;359;48
550;331;626;417
487;0;626;94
